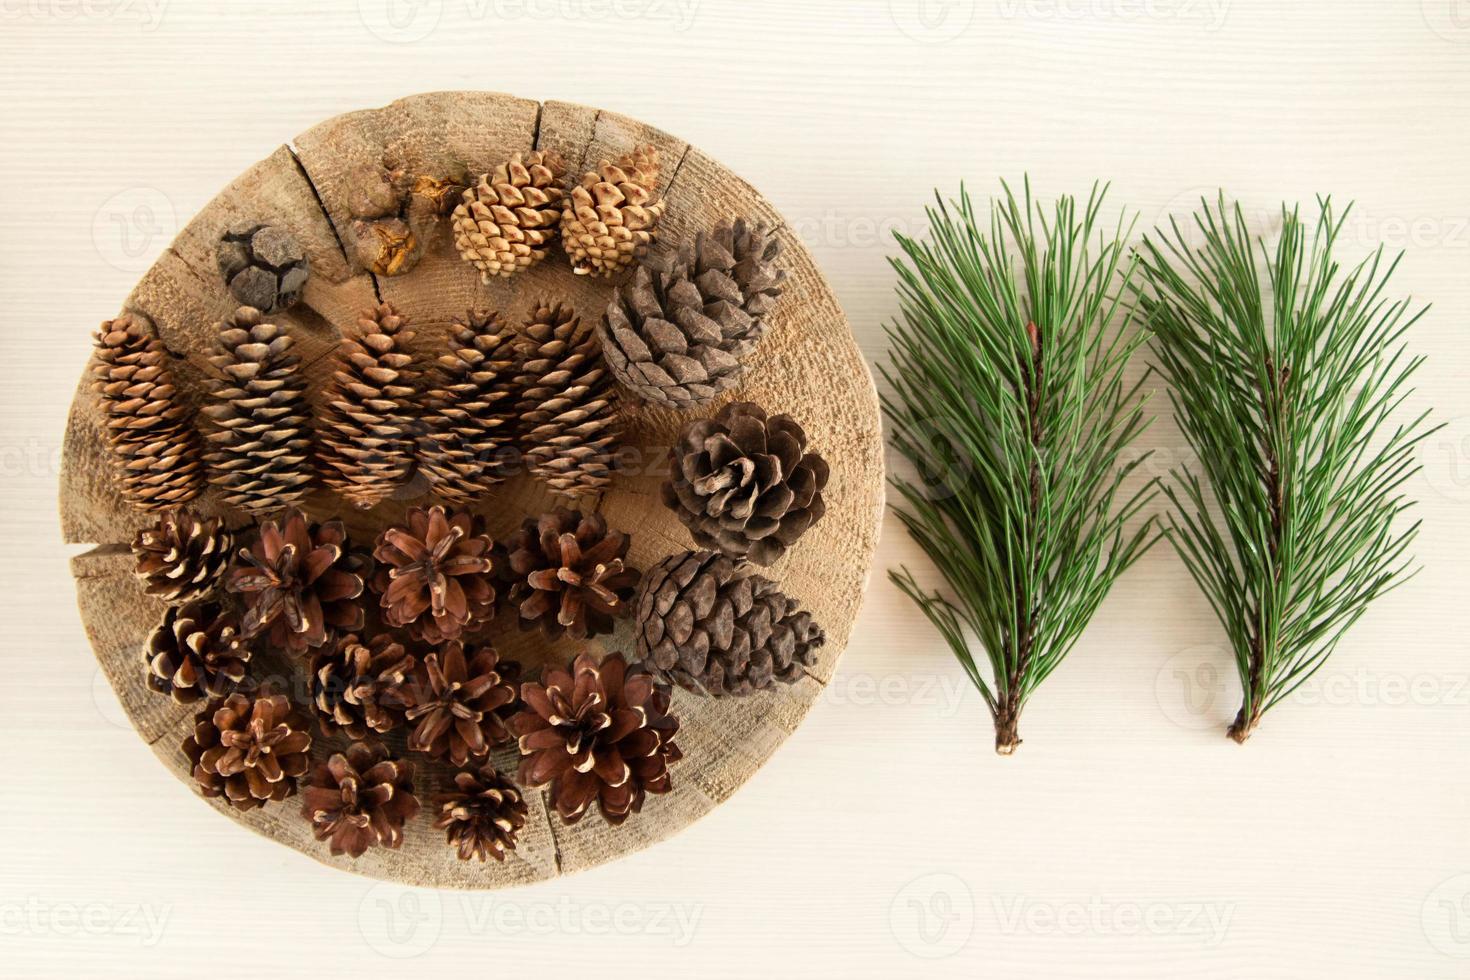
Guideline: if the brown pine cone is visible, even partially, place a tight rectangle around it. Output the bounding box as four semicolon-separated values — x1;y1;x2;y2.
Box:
371;505;497;643
183;692;311;811
301;741;419;858
510;652;681;826
452;151;567;281
226;508;370;657
435;763;528;863
308;633;415;739
345;155;423;276
662;401;829;566
634;550;824;697
90;311;204;511
145;599;251;704
216;223;309;313
417;311;519;504
561;145;666;277
404;640;517;767
502;509;640;640
131;508;234;603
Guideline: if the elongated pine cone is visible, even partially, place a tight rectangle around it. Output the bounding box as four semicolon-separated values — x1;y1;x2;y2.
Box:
404;640;517;766
452;151;567;281
502;509;640;640
634;550;824;696
309;633;415;739
371;505;497;643
216;223;309;313
601;219;785;408
663;401;829;566
203;307;313;513
317;303;420;509
183;693;311;811
417;311;519;503
510;652;681;826
132;509;234;603
90;311;204;511
561;145;666;277
345;155;423;276
302;741;419;858
145;600;251;704
436;764;528;863
226;508;369;657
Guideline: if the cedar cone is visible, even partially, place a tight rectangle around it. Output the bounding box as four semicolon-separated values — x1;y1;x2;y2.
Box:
561;145;666;277
452;151;567;281
435;763;528;863
308;632;415;739
600;219;785;408
90;311;204;511
417;311;519;504
404;640;517;767
202;307;314;513
183;693;311;811
145;599;251;704
216;222;309;313
663;401;829;566
345;154;424;276
510;652;681;826
226;508;370;657
634;550;824;697
371;505;497;643
301;741;419;858
131;508;234;603
317;303;420;510
502;509;640;640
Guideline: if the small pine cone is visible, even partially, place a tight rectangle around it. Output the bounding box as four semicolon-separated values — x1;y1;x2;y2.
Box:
600;219;785;408
145;599;251;704
510;652;681;826
502;509;640;640
452;151;567;281
183;693;311;811
346;156;423;277
417;311;519;504
308;633;415;739
371;505;497;643
435;763;528;863
131;508;234;603
663;401;829;566
561;145;666;278
216;223;309;313
633;550;824;697
202;307;314;514
90;312;204;512
317;303;420;510
404;640;517;767
301;741;419;858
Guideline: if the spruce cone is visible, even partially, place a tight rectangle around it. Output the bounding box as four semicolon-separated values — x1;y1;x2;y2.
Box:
183;693;311;811
452;151;567;281
216;223;309;313
345;155;423;276
202;307;313;513
302;741;419;858
601;219;785;408
511;652;681;826
634;550;824;697
131;509;234;603
561;145;666;277
663;401;829;566
435;764;528;863
145;599;251;704
308;633;415;739
417;311;519;504
502;509;640;640
404;640;517;766
226;508;370;657
371;505;497;643
90;311;204;511
317;303;420;510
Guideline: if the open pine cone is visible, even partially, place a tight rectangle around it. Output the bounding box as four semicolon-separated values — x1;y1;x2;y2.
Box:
435;764;528;863
145;599;251;704
309;632;415;739
561;145;666;277
417;310;519;504
502;509;640;640
301;741;419;858
131;509;234;603
371;505;497;644
183;693;311;811
404;640;517;767
452;150;567;281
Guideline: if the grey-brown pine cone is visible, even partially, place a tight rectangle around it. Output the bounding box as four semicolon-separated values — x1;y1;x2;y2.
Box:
417;310;519;504
452;151;567;281
561;145;666;277
145;599;252;704
216;223;309;313
131;508;234;603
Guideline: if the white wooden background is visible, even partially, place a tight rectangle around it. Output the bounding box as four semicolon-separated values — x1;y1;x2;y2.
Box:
3;2;1468;977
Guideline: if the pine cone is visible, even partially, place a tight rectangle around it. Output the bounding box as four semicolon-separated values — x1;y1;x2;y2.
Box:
634;550;824;697
301;741;419;858
145;599;251;704
216;223;309;313
90;311;204;512
345;155;423;276
404;640;517;766
417;311;519;504
202;307;313;513
309;632;415;739
452;151;567;281
510;652;681;826
502;509;640;640
561;145;666;278
317;303;420;510
226;508;370;657
370;505;497;643
435;764;528;863
600;219;785;408
183;693;311;811
131;508;234;603
663;401;829;566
